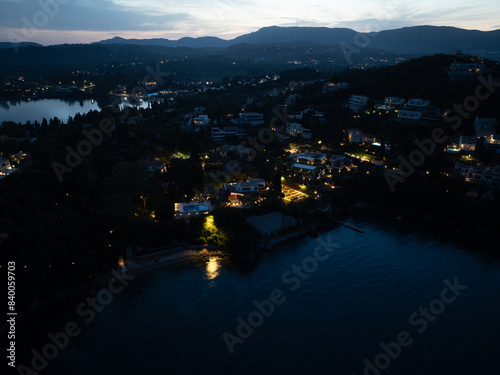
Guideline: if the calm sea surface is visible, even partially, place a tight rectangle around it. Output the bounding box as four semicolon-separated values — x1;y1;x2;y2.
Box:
40;210;500;375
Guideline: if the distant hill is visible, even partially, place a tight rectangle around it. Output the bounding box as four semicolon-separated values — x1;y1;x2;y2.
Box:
230;26;357;45
97;36;228;49
1;25;499;80
96;25;500;57
367;26;500;54
0;41;411;80
0;42;42;49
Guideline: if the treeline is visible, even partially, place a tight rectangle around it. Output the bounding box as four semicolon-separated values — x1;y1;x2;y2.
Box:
0;103;209;309
0;42;409;81
328;54;500;109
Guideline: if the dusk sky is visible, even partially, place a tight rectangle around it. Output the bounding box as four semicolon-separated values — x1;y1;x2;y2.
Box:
1;0;500;45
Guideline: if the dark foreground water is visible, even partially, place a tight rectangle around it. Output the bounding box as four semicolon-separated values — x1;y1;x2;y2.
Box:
39;212;500;375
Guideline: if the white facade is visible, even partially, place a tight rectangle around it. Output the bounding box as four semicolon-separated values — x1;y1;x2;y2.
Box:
348;128;364;143
174;201;211;219
459;136;476;151
295;153;327;165
485;135;500;153
347;95;369;112
0;158;12;176
448;62;484;81
143;160;167;172
323;82;348;93
455;163;500;186
474;117;497;138
384;97;405;107
234;112;264;126
236;179;266;193
288;112;303;121
292;163;324;179
406;98;430;109
398;110;422;121
286;122;311;138
193;115;210;130
212;127;247;141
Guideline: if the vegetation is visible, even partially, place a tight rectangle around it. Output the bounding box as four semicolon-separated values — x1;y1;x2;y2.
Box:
1;53;499;311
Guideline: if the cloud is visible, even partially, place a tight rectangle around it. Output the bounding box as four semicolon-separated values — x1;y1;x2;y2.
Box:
107;0;174;16
276;18;327;27
0;0;191;32
333;2;494;32
335;18;409;32
0;0;498;44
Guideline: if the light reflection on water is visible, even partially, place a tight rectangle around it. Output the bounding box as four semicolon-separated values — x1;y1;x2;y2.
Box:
205;257;221;280
45;215;500;375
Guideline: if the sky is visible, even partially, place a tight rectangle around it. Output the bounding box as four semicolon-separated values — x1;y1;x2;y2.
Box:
1;0;499;45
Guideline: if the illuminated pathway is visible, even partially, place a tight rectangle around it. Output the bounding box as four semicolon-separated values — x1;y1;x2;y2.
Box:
282;185;309;202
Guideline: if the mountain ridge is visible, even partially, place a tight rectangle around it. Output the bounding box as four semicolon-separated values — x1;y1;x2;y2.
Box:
93;25;500;56
0;41;43;49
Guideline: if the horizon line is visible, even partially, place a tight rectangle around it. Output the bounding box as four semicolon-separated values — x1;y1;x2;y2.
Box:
3;24;499;47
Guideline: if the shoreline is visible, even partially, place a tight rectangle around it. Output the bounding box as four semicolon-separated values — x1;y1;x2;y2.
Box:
0;245;213;356
5;203;497;369
0;221;337;353
259;220;341;251
7;199;496;337
351;202;500;249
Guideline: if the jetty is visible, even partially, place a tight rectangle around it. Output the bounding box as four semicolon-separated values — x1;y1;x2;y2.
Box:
337;221;365;233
